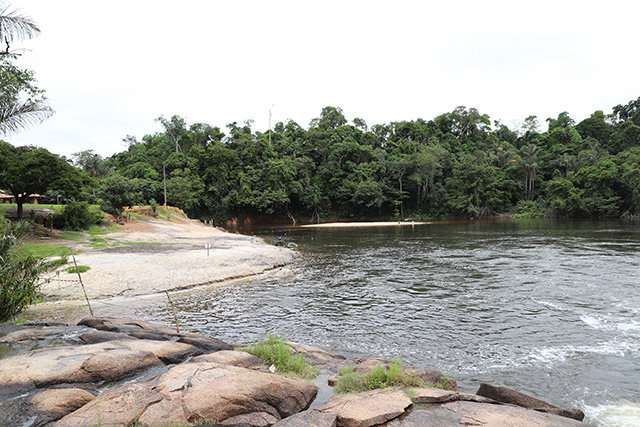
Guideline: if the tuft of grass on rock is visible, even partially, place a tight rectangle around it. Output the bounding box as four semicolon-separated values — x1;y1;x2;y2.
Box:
237;334;319;379
333;359;448;394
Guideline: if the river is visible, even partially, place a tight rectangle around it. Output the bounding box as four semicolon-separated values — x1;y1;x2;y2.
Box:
32;219;640;426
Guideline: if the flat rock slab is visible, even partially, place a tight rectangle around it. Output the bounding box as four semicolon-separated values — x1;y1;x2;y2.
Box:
317;389;412;427
287;341;346;367
0;339;198;397
57;362;318;426
476;382;585;421
77;316;234;352
191;350;265;369
78;317;190;337
274;410;338;427
406;387;459;403
0;387;95;427
386;401;593;426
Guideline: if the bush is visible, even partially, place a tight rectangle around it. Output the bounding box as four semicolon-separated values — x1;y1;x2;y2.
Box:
55;201;103;230
333;360;452;394
238;334;319;379
0;218;45;322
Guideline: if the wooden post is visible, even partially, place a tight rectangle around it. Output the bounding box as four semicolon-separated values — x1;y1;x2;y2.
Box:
165;291;180;333
71;249;93;317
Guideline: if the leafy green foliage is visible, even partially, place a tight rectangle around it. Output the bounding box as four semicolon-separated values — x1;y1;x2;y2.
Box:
98;174;137;218
0;216;44;322
55;201;103;230
238;334;319;379
333;360;451;394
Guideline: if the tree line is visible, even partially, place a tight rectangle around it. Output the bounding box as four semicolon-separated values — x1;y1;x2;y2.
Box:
5;100;640;222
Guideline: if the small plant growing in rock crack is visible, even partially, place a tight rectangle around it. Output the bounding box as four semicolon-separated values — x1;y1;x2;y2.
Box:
237;334;319;379
333;359;451;394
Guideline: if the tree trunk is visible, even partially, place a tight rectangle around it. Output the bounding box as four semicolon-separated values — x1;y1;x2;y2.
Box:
15;195;24;219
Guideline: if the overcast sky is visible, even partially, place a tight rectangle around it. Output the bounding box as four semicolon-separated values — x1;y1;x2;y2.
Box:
6;0;640;158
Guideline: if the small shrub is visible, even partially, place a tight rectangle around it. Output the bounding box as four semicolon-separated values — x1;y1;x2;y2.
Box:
0;219;45;322
333;360;438;394
238;334;319;379
55;201;103;231
149;199;158;213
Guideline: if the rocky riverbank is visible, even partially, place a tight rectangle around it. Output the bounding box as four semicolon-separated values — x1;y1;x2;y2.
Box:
0;317;592;426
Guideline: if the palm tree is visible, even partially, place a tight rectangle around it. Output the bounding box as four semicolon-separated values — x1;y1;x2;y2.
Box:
0;5;53;136
520;144;538;200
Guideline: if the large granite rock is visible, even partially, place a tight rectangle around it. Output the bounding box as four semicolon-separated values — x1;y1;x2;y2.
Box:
386;400;592;426
0;387;95;427
476;383;585;421
57;361;318;426
77;317;183;336
191;350;265;369
0;326;71;343
287;341;347;367
316;389;412;427
77;316;234;352
274;410;338;427
0;339;199;397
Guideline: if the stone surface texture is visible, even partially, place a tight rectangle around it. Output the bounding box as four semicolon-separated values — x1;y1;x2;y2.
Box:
387;401;592;427
274;410;338;427
476;382;585;421
56;361;318;426
0;339;198;396
317;389;412;427
191;350;265;369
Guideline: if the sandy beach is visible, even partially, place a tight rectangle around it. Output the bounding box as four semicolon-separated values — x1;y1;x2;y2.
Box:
41;216;299;301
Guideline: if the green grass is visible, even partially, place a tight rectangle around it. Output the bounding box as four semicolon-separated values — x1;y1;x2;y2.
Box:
43;256;69;270
0;203;66;212
65;265;90;274
56;230;85;241
87;223;120;235
23;243;74;258
237;334;319;379
333;360;451;394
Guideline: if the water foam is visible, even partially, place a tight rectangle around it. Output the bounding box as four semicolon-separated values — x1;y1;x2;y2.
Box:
584;400;640;427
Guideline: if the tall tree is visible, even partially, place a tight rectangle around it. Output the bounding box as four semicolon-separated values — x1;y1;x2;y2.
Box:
0;6;52;135
0;142;74;218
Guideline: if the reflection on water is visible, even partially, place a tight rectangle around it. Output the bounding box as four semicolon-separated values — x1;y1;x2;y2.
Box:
23;219;640;427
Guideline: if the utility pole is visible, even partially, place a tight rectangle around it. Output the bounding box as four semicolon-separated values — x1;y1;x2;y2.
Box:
163;161;167;206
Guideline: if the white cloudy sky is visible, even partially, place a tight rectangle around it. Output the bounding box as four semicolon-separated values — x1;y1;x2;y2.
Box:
5;0;640;158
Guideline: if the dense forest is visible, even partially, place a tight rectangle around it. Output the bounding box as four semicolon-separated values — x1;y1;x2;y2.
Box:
3;98;640;223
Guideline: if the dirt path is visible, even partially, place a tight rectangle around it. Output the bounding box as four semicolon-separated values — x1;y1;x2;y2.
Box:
41;217;298;300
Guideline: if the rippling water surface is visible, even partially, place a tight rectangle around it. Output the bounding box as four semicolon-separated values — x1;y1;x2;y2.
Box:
39;220;640;426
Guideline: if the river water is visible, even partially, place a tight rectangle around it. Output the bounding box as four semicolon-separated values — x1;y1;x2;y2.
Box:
31;219;640;426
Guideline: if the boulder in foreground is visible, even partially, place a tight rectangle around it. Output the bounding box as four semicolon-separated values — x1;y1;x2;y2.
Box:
386;400;591;427
56;361;318;426
476;382;585;421
316;389;412;427
0;339;199;397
